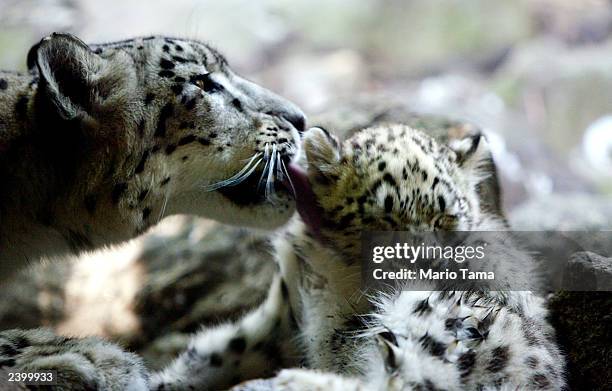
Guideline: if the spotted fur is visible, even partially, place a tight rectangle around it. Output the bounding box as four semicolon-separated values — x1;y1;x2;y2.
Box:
154;125;565;390
0;33;305;281
0;328;147;390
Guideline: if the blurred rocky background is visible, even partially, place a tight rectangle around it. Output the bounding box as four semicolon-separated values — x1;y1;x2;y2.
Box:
1;0;611;390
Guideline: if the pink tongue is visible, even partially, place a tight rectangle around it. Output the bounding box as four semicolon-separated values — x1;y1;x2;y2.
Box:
285;163;323;233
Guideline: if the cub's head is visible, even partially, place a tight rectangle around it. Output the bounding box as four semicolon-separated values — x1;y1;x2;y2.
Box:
289;125;490;255
28;33;305;230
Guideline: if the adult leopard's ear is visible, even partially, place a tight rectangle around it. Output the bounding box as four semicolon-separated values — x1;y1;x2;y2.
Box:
28;33;134;123
303;126;342;182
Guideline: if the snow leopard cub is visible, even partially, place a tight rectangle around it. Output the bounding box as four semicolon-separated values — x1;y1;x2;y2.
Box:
153;125;565;390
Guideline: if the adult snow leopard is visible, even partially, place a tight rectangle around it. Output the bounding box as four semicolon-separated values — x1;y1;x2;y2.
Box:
0;32;305;281
0;32;304;389
153;125;565;390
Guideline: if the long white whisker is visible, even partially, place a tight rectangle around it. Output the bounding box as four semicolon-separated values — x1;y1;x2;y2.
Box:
263;143;270;161
275;152;284;182
239;155;257;163
202;152;261;191
230;158;262;186
158;191;169;223
258;144;272;191
265;144;277;199
281;160;296;197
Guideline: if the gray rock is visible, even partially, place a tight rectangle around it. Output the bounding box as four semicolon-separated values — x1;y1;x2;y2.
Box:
562;251;612;291
549;287;612;391
508;194;612;294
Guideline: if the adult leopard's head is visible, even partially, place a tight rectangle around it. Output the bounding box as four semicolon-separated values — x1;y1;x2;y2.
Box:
28;33;305;231
288;125;490;257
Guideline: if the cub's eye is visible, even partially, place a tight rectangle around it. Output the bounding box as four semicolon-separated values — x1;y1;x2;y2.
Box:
193;79;206;89
432;214;459;230
191;73;224;93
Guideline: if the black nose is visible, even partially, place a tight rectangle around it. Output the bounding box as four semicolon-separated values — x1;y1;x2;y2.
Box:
283;113;306;133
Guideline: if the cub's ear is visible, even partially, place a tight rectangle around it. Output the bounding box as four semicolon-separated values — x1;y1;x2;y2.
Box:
375;330;401;374
448;132;490;171
27;33;133;122
303;126;342;181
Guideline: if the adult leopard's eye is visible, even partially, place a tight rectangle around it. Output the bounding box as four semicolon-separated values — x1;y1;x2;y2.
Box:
191;73;224;93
